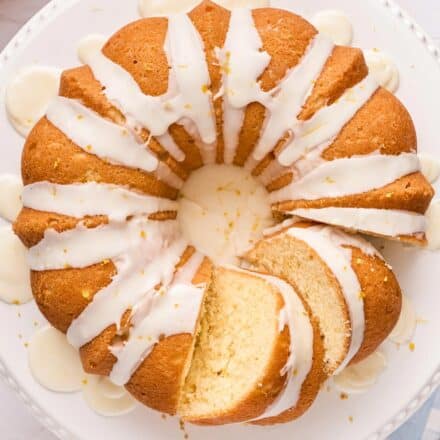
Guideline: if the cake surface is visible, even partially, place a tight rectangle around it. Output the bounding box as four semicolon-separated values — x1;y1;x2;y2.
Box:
12;0;435;426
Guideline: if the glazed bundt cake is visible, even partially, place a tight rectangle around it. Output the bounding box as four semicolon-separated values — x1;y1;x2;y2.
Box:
12;0;434;425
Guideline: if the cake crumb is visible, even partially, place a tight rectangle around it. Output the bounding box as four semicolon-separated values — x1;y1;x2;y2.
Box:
409;342;415;352
161;413;167;420
82;378;88;385
179;419;189;440
348;416;354;423
340;392;349;400
12;300;21;305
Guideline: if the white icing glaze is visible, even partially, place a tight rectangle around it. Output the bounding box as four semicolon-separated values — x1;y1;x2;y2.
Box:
23;182;177;221
0;225;32;304
138;0;199;17
178;164;274;264
110;257;205;385
156;132;186;162
84;14;216;146
311;10;353;46
271;153;420;202
66;236;186;348
253;34;334;163
285;225;365;372
333;351;387;394
82;374;137;416
0;174;23;222
277;75;379;166
251;271;313;420
257;159;289;186
46;97;159;173
364;49;399;93
262;217;301;237
289;207;427;237
77;34;107;64
426;200;440;250
218;8;270;164
28;326;84;392
418;153;440;183
5;66;61;137
388;295;417;344
28;218;179;271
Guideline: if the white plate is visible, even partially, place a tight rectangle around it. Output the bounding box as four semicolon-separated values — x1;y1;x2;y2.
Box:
0;0;439;439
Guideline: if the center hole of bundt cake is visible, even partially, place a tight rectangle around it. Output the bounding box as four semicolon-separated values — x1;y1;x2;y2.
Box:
177;164;274;264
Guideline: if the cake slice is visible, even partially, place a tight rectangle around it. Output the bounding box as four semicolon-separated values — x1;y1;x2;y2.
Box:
244;222;402;374
178;266;325;425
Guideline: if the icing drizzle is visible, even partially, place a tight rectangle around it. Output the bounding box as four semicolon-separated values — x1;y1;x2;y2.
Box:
289;207;426;238
83;13;216;156
46;97;159;173
271;153;420;202
23;182;177;221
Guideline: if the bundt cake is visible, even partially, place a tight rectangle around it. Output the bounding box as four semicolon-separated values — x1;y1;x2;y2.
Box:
11;0;434;426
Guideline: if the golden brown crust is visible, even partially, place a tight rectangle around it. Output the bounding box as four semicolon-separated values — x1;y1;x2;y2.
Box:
30;260;116;333
349;247;402;363
127;334;194;414
127;257;213;415
22;118;179;199
323;88;417;160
